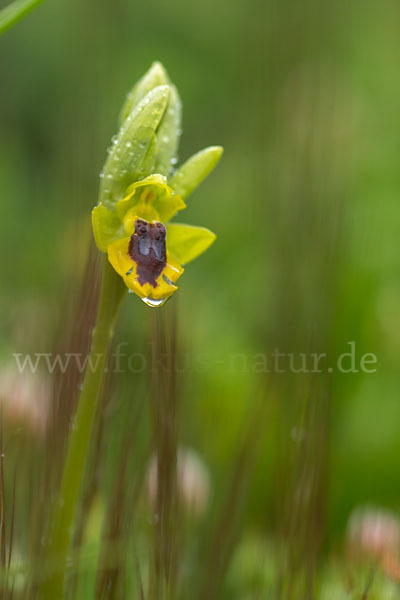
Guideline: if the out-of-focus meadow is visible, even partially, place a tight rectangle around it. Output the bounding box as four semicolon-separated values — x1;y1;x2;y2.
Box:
1;0;400;597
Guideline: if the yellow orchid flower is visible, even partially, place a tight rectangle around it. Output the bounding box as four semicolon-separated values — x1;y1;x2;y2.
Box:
92;170;219;306
92;63;223;307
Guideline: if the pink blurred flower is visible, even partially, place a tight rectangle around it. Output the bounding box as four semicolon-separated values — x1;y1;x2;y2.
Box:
0;365;50;436
147;447;211;518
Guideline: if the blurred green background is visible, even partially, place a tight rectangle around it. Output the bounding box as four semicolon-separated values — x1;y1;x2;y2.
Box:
1;0;400;597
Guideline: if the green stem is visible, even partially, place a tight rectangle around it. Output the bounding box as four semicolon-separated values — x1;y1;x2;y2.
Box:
38;258;126;599
0;0;46;36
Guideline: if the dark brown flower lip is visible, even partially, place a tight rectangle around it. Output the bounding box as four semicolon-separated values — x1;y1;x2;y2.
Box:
128;219;167;287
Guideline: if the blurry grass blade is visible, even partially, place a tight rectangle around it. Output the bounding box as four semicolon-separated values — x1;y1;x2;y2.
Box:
169;146;223;199
119;62;170;125
100;85;170;211
167;223;216;264
0;0;45;36
154;83;182;176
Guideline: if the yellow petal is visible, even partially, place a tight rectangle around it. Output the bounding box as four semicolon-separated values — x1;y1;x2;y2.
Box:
166;223;216;265
107;235;183;301
107;237;133;277
116;174;186;224
163;253;184;282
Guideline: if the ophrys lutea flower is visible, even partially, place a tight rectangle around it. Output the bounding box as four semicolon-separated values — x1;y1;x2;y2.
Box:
92;62;222;307
92;171;219;306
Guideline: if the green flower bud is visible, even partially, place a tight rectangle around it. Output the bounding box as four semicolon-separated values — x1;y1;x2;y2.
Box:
100;85;170;210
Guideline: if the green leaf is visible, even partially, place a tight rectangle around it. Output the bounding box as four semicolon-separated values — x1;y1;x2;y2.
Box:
119;62;170;125
167;223;216;265
154;83;182;177
100;85;170;211
92;204;124;252
169;146;223;199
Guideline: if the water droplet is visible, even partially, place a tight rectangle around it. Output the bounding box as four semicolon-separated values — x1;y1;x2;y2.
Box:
111;134;118;145
162;135;169;143
142;296;169;308
125;141;132;148
170;157;178;165
99;172;104;179
106;173;113;180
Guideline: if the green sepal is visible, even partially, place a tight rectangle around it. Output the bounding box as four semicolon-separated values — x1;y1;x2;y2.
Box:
100;85;170;211
166;223;216;265
168;146;223;199
119;62;170;125
92;203;125;252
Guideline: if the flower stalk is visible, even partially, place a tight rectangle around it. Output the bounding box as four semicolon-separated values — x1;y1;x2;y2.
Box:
38;258;126;598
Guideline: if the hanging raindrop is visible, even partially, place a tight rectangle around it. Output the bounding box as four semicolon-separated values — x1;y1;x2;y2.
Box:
141;296;169;308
